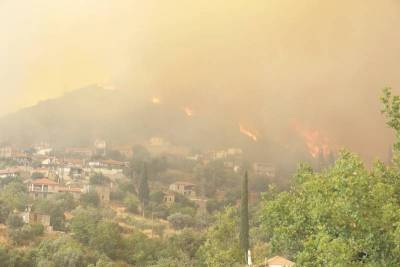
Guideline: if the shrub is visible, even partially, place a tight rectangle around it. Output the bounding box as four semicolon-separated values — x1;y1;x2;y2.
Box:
169;204;197;217
149;191;165;204
0;201;10;223
90;173;110;185
6;214;24;229
167;213;194;230
123;195;139;214
80;191;100;207
110;189;125;201
8;224;44;245
31;223;45;236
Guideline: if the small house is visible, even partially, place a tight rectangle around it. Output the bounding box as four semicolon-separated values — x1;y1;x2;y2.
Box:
169;181;196;198
261;256;295;267
27;178;60;199
21;209;52;232
163;191;176;205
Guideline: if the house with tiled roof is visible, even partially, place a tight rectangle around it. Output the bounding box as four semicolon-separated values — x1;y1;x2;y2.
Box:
27;178;83;200
163;191;176;205
259;256;295;267
21;206;52;232
28;178;60;199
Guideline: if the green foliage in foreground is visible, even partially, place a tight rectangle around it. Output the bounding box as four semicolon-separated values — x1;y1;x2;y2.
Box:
261;151;400;266
198;206;242;267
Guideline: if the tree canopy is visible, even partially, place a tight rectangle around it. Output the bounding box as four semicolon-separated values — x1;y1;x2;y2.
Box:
261;151;400;266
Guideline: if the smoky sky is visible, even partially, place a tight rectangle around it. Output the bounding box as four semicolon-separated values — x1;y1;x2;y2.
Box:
1;0;400;162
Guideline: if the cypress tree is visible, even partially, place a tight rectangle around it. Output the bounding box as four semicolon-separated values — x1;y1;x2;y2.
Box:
240;170;249;263
138;162;149;215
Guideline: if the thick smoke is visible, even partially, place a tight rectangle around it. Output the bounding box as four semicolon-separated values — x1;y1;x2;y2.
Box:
0;0;400;162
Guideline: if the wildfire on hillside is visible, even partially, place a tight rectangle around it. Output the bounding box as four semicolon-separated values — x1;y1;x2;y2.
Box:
293;122;333;158
239;123;258;142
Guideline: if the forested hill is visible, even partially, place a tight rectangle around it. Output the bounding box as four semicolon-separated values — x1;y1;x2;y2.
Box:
0;86;299;163
0;86;215;146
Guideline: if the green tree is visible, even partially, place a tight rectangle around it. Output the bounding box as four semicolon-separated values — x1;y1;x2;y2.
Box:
6;213;24;229
36;236;90;267
8;224;44;245
123;230;164;266
34;198;69;231
70;208;101;244
0;246;11;266
80;191;100;207
123;194;139;213
138;163;150;215
260;151;400;265
239;171;249;264
149;252;194;267
90;172;110;185
167;213;194;230
382;88;400;158
150;191;165;204
0;200;11;224
0;181;28;211
198;206;242;266
168;229;204;260
90;221;122;259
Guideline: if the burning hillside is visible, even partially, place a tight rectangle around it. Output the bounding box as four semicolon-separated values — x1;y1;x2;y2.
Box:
293;121;335;158
239;124;258;142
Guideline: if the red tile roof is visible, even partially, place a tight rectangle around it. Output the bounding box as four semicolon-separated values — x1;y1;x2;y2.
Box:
0;168;20;175
266;256;295;266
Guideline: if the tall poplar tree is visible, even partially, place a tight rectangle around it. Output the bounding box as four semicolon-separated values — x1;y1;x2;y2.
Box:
138;162;149;216
240;170;249;264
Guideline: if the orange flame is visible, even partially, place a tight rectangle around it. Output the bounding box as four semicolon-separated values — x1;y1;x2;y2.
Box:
239;124;258;142
294;122;332;158
183;107;194;117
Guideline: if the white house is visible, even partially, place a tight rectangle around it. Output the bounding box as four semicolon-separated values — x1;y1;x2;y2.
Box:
169;181;196;198
36;148;53;156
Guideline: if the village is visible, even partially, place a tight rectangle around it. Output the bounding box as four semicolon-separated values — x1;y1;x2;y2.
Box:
0;137;292;266
0;138;277;206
